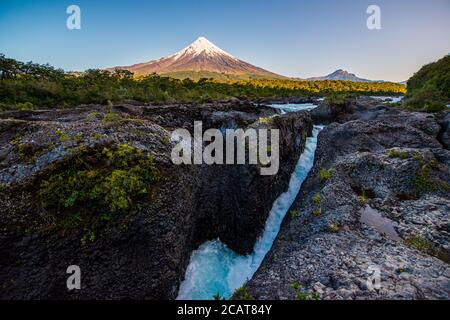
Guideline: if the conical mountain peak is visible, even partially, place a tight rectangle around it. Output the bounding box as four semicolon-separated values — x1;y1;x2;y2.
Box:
108;36;284;80
172;36;236;59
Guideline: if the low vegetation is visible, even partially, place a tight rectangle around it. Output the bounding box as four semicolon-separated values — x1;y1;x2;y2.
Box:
312;208;322;217
290;209;299;219
258;116;274;125
319;168;332;182
55;129;70;143
388;149;409;160
80;229;96;246
313;194;322;205
161;136;170;146
39;143;160;214
288;282;320;300
102;111;122;124
311;194;322;217
328;221;340;233
359;190;369;205
232;284;252;300
404;235;450;263
404;235;434;253
412;162;450;193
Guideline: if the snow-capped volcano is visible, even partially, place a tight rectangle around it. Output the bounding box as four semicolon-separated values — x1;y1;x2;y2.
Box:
170;37;236;60
108;37;284;80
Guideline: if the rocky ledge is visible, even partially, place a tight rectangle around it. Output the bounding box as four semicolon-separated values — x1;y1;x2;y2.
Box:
245;98;450;300
0;102;312;299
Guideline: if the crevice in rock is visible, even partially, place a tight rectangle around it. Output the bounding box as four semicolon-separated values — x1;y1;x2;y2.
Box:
0;103;313;299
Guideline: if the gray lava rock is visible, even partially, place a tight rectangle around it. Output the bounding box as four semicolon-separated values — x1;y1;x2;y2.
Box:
0;102;312;299
246;99;450;300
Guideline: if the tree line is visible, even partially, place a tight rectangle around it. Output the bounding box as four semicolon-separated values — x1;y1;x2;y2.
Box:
0;53;406;111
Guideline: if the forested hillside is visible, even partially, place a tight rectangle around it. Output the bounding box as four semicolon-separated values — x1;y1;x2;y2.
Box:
404;55;450;111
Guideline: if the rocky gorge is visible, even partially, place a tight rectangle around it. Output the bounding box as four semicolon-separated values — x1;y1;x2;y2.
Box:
0;102;312;299
243;98;450;299
0;97;449;300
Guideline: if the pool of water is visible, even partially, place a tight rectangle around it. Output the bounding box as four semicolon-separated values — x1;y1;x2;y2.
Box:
360;205;401;241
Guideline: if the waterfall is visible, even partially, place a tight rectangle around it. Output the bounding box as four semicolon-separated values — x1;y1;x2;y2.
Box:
177;104;322;300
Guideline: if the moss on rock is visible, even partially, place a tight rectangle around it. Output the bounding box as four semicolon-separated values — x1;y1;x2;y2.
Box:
39;143;160;214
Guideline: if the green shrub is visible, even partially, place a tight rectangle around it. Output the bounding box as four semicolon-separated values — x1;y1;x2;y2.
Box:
413;163;450;193
87;112;99;121
161;136;170;145
232;284;252;300
39;144;159;213
388;149;409;159
75;133;84;143
9;135;50;162
312;208;322;217
412;153;422;162
359;190;369;205
91;133;104;141
319;168;332;182
80;229;96;246
259;116;273;125
326;93;349;106
328;221;340;233
312;194;322;217
102;111;122;124
56;129;70;143
412;164;433;192
296;291;320;301
404;235;433;253
313;194;321;205
290;209;299;219
288;281;301;291
404;235;450;262
289;282;320;300
17;102;35;110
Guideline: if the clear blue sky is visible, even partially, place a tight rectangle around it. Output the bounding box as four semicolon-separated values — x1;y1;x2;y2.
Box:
1;0;449;82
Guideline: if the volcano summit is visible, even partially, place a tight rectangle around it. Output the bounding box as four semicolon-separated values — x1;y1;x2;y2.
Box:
108;37;285;80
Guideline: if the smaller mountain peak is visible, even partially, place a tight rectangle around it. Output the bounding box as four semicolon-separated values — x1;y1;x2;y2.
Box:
307;69;371;82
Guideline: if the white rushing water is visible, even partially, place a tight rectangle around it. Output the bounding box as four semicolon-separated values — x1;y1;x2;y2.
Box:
177;104;322;299
268;103;318;114
370;96;404;104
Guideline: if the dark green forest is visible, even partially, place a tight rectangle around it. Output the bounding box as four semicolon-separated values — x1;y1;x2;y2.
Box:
404;55;450;112
0;53;407;111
